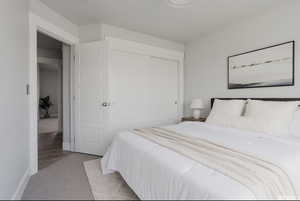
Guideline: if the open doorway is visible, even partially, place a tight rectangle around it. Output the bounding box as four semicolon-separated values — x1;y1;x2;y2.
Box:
29;13;79;174
37;32;71;170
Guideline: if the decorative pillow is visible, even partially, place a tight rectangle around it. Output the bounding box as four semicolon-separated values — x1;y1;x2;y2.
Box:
244;100;299;136
289;108;300;137
206;99;246;125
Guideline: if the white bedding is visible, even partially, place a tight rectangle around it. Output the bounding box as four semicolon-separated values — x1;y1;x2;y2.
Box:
101;122;300;200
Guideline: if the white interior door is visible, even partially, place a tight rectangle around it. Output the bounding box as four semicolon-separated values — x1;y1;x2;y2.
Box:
76;41;107;155
147;57;179;122
106;50;179;146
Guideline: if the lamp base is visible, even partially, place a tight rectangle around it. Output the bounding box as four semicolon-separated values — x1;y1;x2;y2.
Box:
193;109;201;120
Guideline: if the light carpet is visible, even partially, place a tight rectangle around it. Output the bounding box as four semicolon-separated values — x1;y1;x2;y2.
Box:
84;159;139;200
23;153;97;200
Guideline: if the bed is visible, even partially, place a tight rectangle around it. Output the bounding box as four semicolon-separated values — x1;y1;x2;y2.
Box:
101;98;300;200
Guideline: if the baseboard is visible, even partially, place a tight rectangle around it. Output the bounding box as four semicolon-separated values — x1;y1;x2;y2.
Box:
11;168;31;200
63;142;71;151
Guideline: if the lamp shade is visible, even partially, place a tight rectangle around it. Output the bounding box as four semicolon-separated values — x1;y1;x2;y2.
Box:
167;0;192;7
190;99;204;109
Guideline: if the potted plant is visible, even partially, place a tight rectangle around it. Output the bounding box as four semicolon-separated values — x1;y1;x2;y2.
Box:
39;96;53;119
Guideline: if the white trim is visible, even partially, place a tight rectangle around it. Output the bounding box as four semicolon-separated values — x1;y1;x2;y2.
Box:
70;46;77;152
63;44;72;152
11;168;30;200
30;13;79;45
63;142;71;151
29;12;79;174
106;36;184;61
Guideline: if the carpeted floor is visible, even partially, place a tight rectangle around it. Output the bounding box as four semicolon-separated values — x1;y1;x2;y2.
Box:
84;159;139;200
22;153;99;200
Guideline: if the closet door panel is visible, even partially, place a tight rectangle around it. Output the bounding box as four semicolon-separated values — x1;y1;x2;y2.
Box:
108;51;149;133
108;51;179;138
147;57;179;123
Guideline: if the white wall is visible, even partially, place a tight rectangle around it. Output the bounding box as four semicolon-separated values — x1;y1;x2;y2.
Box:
184;1;300;117
0;0;30;199
79;23;102;43
39;68;59;115
101;24;185;52
29;0;78;37
30;1;184;51
79;23;185;52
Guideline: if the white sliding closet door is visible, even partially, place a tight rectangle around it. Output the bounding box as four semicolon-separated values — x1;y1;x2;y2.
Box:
107;50;179;143
147;57;179;122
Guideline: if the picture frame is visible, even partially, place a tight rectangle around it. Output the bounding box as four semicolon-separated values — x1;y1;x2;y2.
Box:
228;41;295;89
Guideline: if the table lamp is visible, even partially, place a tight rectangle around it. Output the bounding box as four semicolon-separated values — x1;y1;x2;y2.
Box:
190;98;204;119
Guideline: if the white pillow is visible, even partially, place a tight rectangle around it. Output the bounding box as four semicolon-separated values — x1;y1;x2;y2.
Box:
205;113;269;133
230;116;269;133
244;100;299;136
290;108;300;137
206;99;246;125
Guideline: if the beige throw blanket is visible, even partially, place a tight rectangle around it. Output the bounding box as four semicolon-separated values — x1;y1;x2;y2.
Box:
132;127;297;200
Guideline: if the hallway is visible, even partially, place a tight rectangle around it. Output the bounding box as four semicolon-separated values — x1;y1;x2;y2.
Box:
38;131;66;170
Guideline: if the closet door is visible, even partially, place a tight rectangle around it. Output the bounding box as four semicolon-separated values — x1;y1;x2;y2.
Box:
147;57;179;123
107;51;149;136
106;50;179;147
76;41;107;155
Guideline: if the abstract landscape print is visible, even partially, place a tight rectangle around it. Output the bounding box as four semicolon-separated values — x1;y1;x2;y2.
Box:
228;41;294;89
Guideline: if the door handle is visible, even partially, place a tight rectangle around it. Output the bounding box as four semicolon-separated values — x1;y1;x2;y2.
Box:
102;102;109;107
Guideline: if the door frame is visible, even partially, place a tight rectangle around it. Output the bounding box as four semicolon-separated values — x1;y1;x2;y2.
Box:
29;13;79;174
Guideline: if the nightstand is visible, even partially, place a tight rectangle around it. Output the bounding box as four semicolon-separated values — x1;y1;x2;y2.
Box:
182;117;206;122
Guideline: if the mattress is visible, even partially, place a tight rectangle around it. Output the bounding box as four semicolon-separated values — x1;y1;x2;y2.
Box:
101;122;300;200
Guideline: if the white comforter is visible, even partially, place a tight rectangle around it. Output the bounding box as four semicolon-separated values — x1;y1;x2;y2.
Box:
101;122;300;200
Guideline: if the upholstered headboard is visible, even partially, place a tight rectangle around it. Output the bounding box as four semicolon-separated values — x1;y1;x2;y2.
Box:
211;98;300;108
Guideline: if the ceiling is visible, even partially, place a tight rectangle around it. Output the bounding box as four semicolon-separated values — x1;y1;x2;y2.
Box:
41;0;288;43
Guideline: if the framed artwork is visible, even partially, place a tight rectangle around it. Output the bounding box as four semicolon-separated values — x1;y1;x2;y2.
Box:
228;41;295;89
